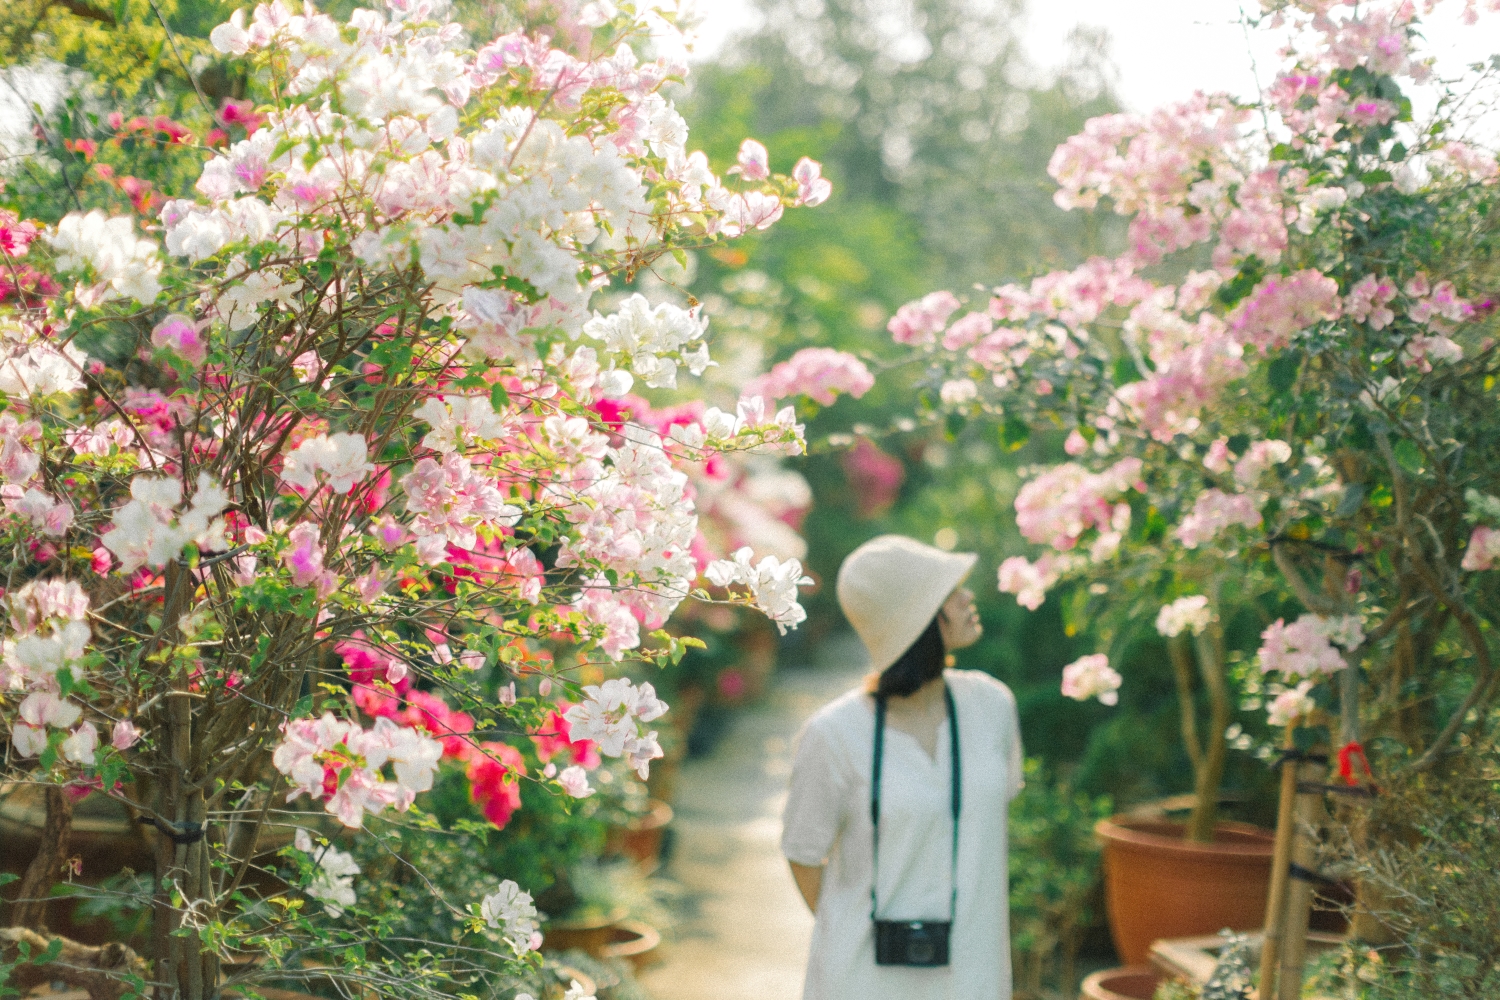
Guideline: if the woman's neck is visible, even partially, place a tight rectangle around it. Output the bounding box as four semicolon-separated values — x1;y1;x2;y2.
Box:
888;673;946;712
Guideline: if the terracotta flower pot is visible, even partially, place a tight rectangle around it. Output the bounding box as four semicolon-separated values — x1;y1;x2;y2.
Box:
606;799;673;873
1096;816;1275;967
597;918;661;972
1079;966;1163;1000
541;905;629;958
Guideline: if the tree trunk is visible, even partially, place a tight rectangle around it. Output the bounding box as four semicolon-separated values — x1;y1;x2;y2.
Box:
10;784;74;929
1185;625;1230;843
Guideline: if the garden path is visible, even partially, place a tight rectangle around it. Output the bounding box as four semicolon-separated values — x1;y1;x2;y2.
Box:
636;637;867;1000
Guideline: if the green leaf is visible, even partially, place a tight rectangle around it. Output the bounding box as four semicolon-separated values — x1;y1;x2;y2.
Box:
1393;439;1424;475
1060;587;1088;637
1226;434;1251;458
33;938;63;965
1268;352;1301;395
0;873;18;887
1112;356;1142;386
1360;169;1393;185
944;412;965;440
1216;259;1266;308
1334;484;1366;519
1370;484;1393;508
999;416;1030;452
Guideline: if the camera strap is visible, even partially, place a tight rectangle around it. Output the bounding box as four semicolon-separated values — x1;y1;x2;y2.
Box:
870;683;960;922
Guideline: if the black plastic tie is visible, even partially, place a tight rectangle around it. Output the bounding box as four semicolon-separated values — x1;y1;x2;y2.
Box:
139;816;206;844
1269;749;1329;770
1288;862;1340;889
1296;780;1377;798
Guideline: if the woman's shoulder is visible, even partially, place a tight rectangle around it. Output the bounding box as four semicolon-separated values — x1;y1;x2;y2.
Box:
945;667;1017;706
799;685;873;740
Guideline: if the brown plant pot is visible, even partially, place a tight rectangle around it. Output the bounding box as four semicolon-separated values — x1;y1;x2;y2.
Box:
606;799;673;872
1096;816;1275;967
541;905;629;958
1079;966;1163;1000
597;919;662;972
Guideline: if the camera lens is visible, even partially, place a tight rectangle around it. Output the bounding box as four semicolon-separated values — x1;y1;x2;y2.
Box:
909;933;935;964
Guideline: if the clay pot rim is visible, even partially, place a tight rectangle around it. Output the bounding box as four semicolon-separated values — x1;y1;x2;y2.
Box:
623;798;673;832
599;918;661;957
1080;965;1162;1000
543;904;629;932
1095;815;1275;858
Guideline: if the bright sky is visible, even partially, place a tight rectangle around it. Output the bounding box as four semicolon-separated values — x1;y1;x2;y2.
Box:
692;0;1500;113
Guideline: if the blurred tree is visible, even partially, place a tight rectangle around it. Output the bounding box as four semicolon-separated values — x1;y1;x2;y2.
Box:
680;0;1149;780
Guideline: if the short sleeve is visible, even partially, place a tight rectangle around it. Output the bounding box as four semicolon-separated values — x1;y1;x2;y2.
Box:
781;714;850;866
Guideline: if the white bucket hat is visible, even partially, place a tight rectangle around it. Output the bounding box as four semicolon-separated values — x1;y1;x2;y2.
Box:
836;535;978;673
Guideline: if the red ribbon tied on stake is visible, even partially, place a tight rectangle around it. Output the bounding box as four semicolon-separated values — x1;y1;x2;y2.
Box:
1337;741;1376;791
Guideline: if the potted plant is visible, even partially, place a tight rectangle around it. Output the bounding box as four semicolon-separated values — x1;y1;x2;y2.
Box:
879;0;1500;979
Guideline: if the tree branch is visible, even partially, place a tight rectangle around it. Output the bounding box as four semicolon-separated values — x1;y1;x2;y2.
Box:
1169;634;1205;777
48;0;116;25
9;785;73;930
1271;542;1343;615
0;928;148;1000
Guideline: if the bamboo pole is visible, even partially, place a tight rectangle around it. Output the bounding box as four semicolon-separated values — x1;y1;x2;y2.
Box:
1257;727;1300;1000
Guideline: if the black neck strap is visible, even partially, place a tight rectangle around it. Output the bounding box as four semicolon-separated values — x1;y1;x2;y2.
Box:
870;682;961;921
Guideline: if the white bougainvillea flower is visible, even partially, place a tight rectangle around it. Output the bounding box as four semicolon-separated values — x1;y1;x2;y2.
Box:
295;829;361;917
480;879;540;956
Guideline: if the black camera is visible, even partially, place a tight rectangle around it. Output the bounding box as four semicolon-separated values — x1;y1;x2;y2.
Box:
873;919;951;967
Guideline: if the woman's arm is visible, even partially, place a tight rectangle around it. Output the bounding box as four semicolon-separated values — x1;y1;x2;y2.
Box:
789;861;824;913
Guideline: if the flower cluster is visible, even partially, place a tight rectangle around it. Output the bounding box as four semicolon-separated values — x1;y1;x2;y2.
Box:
1257;614;1364;680
294;829;361;917
101;474;230;573
740;348;874;406
581;295;711;392
1155;595;1212;637
562;678;668;779
704;547;816;633
1266;680;1319;728
1060;654;1122;706
1462;525;1500;571
480;879;541;957
273;713;444;827
1175;489;1263;549
1013;459;1142;554
45;210;162;305
281;433;376;495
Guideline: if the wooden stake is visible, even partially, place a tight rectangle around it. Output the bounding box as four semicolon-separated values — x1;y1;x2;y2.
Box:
1277;755;1328;1000
1257;727;1299;1000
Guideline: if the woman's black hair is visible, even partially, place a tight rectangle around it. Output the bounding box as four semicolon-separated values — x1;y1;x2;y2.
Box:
875;615;947;698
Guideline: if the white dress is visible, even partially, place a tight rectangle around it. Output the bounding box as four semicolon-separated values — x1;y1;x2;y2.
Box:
781;669;1024;1000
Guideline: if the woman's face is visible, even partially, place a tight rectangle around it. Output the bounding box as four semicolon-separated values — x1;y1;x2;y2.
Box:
937;586;982;651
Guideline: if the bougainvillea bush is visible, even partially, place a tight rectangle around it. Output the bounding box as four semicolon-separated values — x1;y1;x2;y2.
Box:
0;2;860;998
886;0;1500;841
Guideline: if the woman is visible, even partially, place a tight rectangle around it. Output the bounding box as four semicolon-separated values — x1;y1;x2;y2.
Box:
782;535;1024;1000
